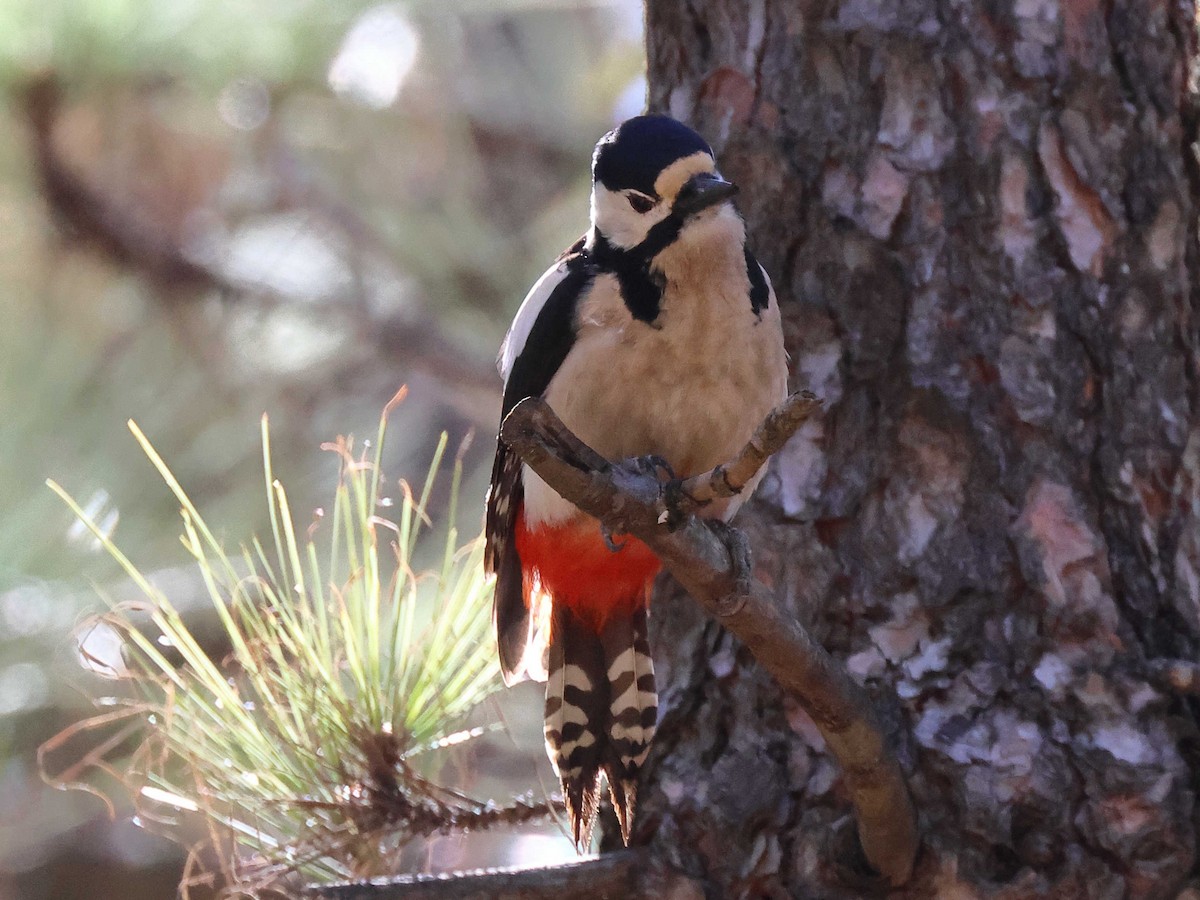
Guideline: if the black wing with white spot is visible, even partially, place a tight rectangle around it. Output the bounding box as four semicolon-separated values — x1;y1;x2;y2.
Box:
486;237;592;683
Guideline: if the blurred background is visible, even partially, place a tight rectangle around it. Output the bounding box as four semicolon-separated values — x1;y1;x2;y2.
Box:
0;1;645;896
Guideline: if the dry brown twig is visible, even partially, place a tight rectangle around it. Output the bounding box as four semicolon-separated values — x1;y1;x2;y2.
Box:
674;390;823;509
499;391;919;888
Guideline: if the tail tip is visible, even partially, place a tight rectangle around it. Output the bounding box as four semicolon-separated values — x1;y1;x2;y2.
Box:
564;771;602;851
608;777;638;846
562;771;639;849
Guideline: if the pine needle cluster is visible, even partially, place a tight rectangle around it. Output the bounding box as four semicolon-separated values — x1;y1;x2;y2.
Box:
42;392;549;896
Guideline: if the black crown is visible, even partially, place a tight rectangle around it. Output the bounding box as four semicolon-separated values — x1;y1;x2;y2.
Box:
592;115;713;196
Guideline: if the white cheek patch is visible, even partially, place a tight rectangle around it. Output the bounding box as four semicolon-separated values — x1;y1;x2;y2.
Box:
591;186;670;250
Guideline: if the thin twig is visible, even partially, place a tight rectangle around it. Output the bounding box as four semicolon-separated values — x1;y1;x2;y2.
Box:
499;394;919;887
676;390;821;508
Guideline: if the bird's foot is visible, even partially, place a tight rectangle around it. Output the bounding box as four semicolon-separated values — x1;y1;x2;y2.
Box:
620;455;695;532
707;519;754;616
660;477;695;532
601;524;627;553
629;454;675;482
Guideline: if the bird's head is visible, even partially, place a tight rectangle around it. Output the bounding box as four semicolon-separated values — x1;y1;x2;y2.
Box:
589;115;740;256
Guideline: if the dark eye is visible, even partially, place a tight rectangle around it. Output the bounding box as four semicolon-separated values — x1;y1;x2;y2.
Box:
627;193;654;214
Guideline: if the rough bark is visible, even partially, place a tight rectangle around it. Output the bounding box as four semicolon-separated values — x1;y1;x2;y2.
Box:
635;1;1200;896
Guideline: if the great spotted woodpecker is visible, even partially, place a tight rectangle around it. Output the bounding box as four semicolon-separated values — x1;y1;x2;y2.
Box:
484;115;788;847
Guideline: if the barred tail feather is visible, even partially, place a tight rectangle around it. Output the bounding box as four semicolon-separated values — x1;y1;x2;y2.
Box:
543;600;657;849
543;604;607;848
600;601;657;845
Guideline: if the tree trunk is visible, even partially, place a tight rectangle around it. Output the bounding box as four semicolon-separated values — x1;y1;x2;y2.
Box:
635;1;1200;896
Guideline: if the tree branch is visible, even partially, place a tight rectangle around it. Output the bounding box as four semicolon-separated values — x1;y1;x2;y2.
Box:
306;850;697;899
499;394;919;887
676;390;822;509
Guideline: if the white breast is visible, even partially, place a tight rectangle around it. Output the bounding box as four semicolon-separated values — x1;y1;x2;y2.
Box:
524;215;788;527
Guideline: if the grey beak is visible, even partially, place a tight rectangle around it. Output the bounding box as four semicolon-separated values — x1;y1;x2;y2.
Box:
674;172;738;216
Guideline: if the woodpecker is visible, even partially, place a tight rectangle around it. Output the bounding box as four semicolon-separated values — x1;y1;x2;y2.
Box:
484;115;788;847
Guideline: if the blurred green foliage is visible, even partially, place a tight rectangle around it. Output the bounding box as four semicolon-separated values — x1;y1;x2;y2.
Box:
0;0;367;87
0;1;643;896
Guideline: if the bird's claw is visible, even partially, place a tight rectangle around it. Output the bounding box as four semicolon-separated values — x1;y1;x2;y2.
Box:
602;525;627;553
661;477;693;532
631;454;675;482
623;455;692;531
707;520;753;615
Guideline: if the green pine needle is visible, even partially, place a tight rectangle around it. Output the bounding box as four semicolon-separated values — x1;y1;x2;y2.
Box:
41;396;532;892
